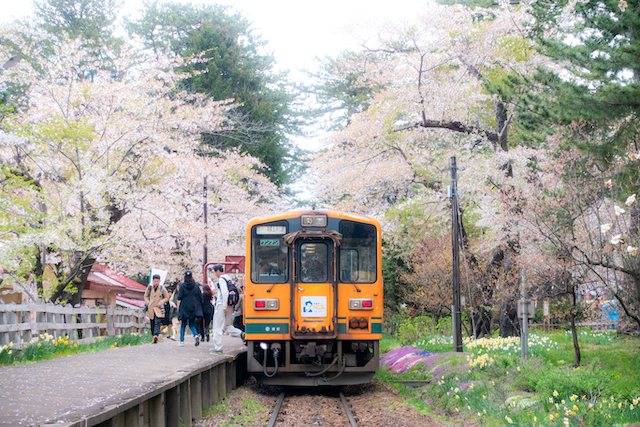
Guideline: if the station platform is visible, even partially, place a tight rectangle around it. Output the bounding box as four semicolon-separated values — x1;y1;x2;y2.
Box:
0;335;246;426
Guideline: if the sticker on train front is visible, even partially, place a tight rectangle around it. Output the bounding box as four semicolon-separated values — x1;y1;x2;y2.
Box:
300;296;327;317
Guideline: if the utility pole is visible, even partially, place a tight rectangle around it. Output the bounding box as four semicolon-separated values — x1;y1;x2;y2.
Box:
450;157;463;352
521;269;529;359
203;176;208;265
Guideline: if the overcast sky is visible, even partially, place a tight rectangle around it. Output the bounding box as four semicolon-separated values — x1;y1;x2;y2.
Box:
2;0;431;80
2;0;431;154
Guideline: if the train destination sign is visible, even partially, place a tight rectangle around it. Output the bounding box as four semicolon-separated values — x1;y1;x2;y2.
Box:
256;225;286;235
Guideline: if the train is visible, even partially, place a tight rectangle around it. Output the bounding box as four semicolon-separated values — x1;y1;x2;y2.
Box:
241;209;383;386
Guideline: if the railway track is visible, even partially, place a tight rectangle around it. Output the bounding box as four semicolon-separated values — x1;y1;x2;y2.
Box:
268;389;358;427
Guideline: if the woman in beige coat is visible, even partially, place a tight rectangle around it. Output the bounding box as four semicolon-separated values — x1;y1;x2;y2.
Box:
145;274;170;343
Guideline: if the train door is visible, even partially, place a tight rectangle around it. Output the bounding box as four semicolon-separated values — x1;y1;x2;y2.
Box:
292;238;337;338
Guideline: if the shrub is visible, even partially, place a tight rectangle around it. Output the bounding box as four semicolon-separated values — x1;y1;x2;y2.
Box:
524;362;615;398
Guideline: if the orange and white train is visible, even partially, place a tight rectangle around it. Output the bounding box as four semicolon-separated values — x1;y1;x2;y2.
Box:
241;209;382;386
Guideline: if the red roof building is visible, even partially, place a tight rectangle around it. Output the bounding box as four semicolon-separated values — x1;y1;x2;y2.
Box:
83;264;147;308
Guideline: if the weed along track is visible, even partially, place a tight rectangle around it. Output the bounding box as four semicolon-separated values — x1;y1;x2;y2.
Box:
268;388;359;427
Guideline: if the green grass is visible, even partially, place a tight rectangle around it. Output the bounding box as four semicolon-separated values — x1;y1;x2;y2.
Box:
378;329;640;426
0;332;152;365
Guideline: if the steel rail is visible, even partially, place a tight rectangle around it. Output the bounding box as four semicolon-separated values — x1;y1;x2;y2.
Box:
268;391;286;427
339;391;358;427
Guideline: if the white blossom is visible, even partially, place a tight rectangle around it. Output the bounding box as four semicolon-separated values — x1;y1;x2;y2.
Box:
611;234;622;245
614;205;625;216
625;194;636;206
600;223;612;234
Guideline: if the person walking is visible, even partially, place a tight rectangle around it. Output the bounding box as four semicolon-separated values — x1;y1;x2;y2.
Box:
201;282;214;342
176;270;203;347
160;286;175;339
210;264;243;354
167;285;180;340
233;283;244;333
145;274;169;344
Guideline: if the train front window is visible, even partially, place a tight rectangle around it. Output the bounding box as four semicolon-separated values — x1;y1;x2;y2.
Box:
251;222;288;283
339;221;377;283
300;242;330;283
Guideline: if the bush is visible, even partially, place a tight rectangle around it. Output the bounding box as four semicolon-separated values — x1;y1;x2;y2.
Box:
524;362;615;398
398;316;434;344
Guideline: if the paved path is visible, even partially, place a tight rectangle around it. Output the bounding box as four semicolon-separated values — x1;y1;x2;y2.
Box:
0;335;246;426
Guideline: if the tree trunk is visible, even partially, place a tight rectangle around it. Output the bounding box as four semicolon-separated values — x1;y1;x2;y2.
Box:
499;295;520;337
569;296;581;367
34;246;45;299
494;100;509;152
49;255;95;304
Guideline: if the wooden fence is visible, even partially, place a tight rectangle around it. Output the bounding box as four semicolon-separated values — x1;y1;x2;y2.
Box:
0;302;145;346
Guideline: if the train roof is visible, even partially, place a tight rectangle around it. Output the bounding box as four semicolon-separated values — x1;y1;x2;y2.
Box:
247;209;380;228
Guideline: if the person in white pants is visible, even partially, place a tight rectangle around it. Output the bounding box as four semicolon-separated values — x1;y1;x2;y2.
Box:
210;264;243;354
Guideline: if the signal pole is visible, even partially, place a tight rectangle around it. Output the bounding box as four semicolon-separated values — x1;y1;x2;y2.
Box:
450;157;463;352
203;176;208;265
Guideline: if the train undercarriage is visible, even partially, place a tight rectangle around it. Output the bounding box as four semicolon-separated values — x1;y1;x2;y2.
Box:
248;339;379;386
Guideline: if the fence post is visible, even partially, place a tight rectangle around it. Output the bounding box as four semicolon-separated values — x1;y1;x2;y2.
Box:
107;307;115;336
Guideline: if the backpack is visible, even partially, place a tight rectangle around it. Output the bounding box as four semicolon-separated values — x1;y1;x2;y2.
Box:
219;276;239;306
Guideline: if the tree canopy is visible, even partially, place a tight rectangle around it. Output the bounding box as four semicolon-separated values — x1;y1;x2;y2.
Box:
126;1;299;186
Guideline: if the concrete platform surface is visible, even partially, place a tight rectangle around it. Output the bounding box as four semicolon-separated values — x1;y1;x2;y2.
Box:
0;335;246;426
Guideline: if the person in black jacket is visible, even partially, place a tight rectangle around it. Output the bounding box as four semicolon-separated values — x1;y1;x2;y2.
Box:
177;270;203;347
200;282;214;342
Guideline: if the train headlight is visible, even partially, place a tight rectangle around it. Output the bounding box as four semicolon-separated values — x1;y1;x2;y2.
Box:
254;299;279;310
301;214;327;228
349;298;374;310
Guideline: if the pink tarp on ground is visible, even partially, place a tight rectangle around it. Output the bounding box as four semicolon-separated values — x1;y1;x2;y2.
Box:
381;347;445;374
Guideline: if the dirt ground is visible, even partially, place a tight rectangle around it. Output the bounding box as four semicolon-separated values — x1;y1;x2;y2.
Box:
195;377;446;427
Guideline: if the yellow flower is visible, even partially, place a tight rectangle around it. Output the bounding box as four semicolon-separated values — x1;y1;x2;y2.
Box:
455;395;460;399
74;343;78;347
573;405;578;411
38;343;41;347
110;345;115;348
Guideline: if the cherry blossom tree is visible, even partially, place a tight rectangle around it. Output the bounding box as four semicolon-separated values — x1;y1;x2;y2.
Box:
0;29;283;303
306;4;545;334
496;129;640;339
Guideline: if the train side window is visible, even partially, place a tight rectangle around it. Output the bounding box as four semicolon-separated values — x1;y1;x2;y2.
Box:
339;221;377;283
251;222;288;283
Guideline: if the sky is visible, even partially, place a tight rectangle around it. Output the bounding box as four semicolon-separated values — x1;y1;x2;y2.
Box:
2;0;431;81
1;0;432;189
